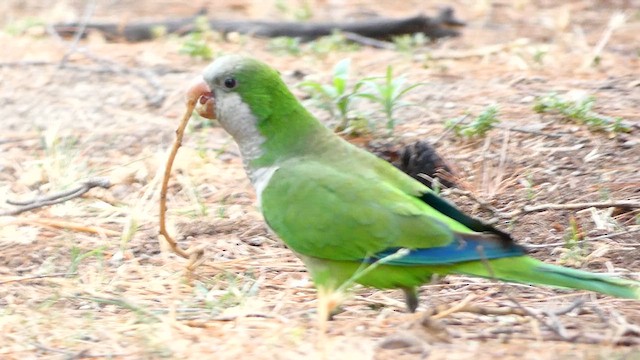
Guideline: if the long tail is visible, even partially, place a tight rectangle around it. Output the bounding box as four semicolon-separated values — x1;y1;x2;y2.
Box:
450;256;640;300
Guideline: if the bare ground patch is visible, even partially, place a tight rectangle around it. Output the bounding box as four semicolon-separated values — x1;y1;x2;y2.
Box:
1;1;639;359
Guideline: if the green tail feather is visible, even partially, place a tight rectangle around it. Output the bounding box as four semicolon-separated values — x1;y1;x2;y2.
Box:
451;256;640;300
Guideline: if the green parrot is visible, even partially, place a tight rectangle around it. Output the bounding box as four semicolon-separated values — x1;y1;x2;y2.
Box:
190;55;640;318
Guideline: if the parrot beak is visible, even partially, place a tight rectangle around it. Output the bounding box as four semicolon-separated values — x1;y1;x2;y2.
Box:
187;79;216;119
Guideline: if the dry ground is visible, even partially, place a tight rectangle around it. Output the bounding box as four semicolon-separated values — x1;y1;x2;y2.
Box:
1;0;639;359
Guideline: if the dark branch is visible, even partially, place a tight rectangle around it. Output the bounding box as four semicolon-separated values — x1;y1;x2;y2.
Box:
1;177;111;216
52;8;464;43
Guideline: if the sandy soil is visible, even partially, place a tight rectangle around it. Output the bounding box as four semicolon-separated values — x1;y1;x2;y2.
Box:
1;1;639;359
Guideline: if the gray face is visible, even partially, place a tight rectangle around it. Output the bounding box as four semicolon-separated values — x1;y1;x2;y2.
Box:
202;56;266;164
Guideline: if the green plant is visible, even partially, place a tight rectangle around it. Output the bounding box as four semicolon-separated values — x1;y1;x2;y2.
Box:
308;30;360;56
392;33;427;53
267;36;302;56
521;172;536;201
300;61;426;134
179;16;214;60
150;25;168;39
275;0;313;21
68;246;106;275
533;93;630;133
193;272;260;315
4;17;45;36
356;66;425;133
446;105;500;138
299;58;360;131
532;48;547;65
561;216;586;264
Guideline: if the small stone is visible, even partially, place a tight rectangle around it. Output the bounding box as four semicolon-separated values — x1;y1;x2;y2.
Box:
521;95;535;103
244;236;266;246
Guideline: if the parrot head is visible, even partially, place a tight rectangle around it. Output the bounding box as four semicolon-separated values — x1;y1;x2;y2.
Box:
187;55;292;142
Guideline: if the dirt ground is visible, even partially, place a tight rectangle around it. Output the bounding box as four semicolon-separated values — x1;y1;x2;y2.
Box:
1;0;639;359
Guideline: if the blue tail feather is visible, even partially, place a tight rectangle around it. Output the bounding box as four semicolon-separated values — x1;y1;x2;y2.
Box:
368;237;526;266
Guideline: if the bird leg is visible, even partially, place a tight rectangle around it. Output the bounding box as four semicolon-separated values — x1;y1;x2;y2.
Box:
402;287;419;313
316;286;343;325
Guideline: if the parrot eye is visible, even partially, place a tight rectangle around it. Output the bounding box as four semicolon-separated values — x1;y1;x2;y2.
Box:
223;77;237;89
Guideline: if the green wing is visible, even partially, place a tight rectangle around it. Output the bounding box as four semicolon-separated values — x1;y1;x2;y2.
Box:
260;158;470;261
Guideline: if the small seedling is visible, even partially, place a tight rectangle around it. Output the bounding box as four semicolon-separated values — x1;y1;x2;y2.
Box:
308;30;360;56
446;105;500;138
519;172;536;201
4;17;45;36
392;33;427;53
150;25;168;39
532;48;547;65
68;246;106;275
194;272;260;315
179;16;214;60
533;93;630;133
267;36;302;56
299;58;359;130
275;0;313;21
561;216;586;264
356;65;425;133
300;61;425;134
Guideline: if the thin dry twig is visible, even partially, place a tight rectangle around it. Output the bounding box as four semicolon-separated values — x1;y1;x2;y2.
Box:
582;12;627;69
444;188;640;224
1;177;111;216
495;124;563;138
9;218;121;236
501;295;589;342
501;200;640;219
158;92;205;268
442;188;502;214
342;32;395;50
59;0;97;67
429;38;530;60
527;229;640;249
0;272;76;285
432;294;477;319
476;246;587;342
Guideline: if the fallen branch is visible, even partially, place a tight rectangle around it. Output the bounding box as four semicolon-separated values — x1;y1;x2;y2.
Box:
1;177;111;216
53;8;464;43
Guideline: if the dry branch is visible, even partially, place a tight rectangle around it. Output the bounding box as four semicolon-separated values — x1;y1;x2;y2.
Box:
1;177;111;216
444;188;640;224
53;7;464;43
501;200;640;219
158;92;205;268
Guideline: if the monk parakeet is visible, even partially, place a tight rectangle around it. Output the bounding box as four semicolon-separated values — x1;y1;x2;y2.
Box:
189;55;639;318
